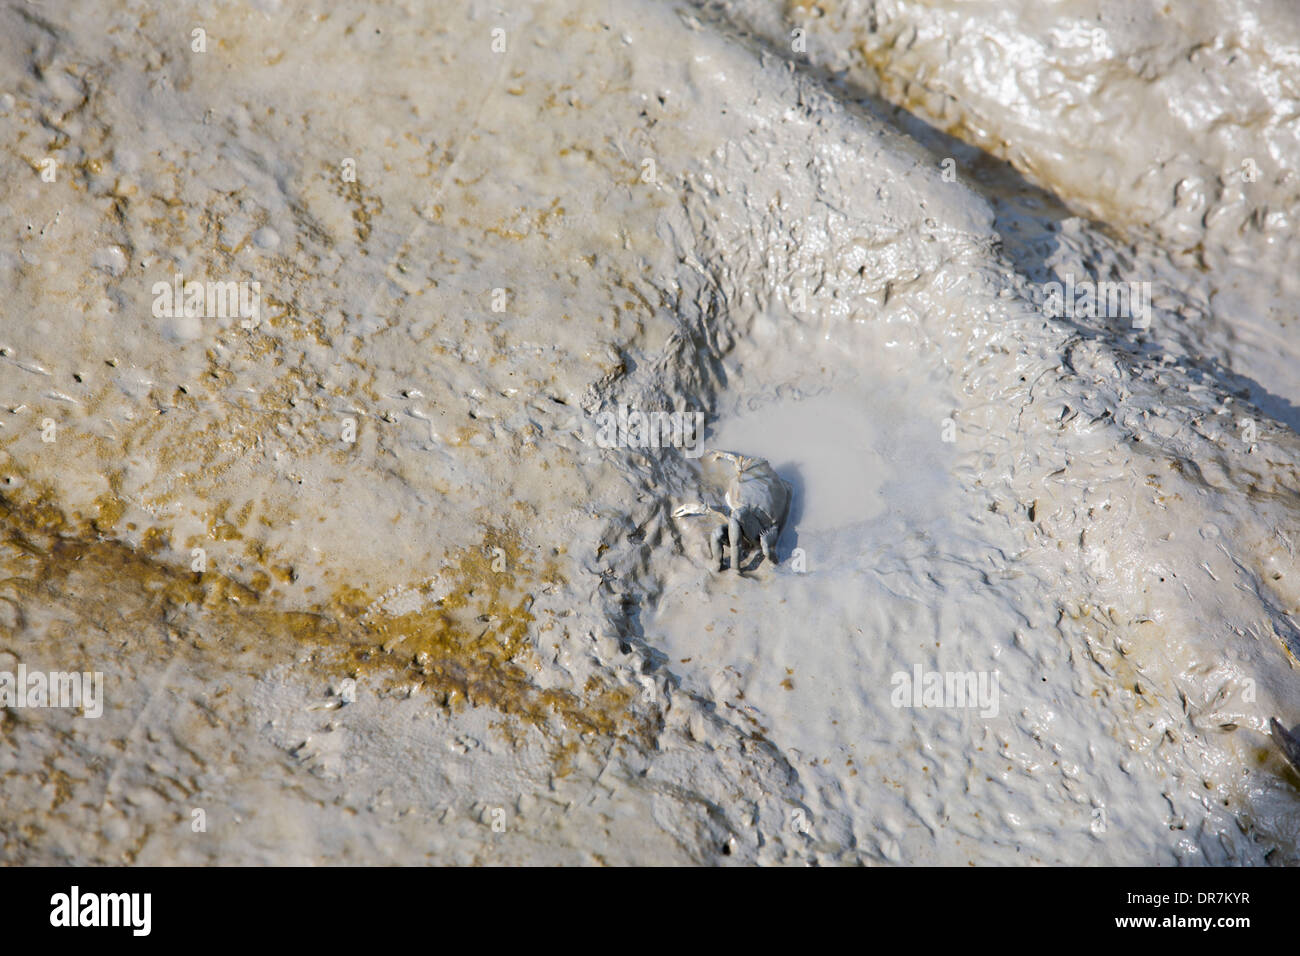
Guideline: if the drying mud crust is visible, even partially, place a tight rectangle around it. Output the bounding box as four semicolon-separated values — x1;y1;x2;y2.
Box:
1;0;1298;864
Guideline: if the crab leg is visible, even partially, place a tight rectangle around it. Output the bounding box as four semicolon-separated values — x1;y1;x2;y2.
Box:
710;523;727;570
729;512;742;572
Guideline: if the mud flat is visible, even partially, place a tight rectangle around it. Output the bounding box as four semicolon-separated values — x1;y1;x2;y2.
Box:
0;0;1298;864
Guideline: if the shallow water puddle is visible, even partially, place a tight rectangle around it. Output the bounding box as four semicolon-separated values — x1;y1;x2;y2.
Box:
698;361;957;566
707;389;889;535
649;365;974;846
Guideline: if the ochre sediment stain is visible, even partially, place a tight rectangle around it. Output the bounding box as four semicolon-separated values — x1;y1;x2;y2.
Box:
0;482;655;751
327;533;652;744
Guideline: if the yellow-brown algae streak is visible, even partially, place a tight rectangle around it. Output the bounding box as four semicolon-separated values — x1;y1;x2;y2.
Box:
0;488;655;752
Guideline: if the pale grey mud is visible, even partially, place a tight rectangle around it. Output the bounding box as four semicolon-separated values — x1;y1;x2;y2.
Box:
1;0;1298;865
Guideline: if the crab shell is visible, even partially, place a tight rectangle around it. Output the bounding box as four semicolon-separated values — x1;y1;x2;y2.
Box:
719;453;790;530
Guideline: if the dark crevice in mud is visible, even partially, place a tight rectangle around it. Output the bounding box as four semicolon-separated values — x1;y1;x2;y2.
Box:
683;0;1300;443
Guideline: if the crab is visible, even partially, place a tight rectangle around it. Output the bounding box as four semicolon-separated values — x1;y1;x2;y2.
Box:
672;450;791;571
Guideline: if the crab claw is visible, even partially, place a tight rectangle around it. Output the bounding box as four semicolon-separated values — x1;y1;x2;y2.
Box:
705;449;753;470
